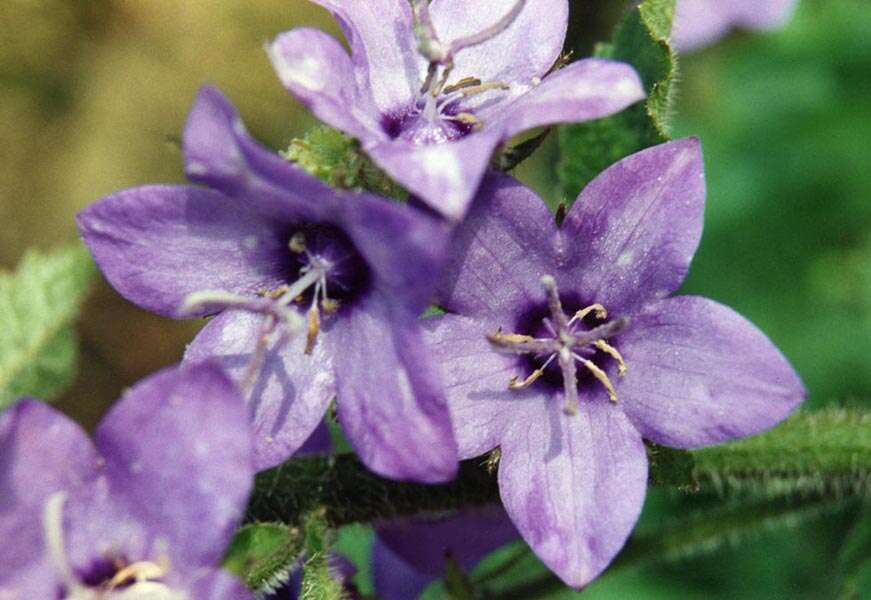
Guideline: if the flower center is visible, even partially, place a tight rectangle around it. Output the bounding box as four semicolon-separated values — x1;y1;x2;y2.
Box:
383;0;526;144
487;275;629;415
179;224;370;396
275;225;369;353
44;493;184;600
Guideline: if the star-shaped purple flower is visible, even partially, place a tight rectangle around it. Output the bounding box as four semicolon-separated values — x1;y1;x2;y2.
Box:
77;86;458;483
269;0;645;219
372;507;518;600
424;139;806;587
0;363;254;599
673;0;797;52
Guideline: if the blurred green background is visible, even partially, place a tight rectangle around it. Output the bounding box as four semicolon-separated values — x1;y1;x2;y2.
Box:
0;0;868;597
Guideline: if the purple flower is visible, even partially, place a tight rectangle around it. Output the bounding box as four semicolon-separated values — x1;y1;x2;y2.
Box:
77;86;459;483
0;363;254;599
373;507;518;600
673;0;797;52
424;139;806;587
269;0;645;219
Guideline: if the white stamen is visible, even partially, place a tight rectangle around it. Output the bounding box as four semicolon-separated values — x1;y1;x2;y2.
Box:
43;493;85;596
178;290;253;316
449;0;528;55
276;267;326;307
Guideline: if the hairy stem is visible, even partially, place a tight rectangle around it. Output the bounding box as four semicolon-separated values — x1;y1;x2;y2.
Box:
245;410;871;528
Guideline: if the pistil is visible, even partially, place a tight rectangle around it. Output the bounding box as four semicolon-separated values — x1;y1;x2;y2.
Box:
486;275;629;413
411;0;522;104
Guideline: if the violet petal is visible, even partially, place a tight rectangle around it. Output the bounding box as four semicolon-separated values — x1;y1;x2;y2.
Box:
334;293;458;483
558;138;705;314
0;401;99;598
498;401;647;588
269;28;379;139
376;505;518;578
617;295;806;448
487;58;645;138
372;538;433;600
184;311;336;470
424;313;537;459
306;0;420;113
0;511;55;598
673;0;797;52
436;172;557;318
94;363;254;569
187;568;254;600
366;132;501;221
429;0;567;89
182;86;343;222
77;185;292;318
183;86;451;310
0;400;98;507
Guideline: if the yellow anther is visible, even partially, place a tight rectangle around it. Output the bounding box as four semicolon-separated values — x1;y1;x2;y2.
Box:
487;331;536;345
508;368;544;390
484;447;501;474
582;359;618;403
450;112;479;125
107;561;166;589
461;82;510;97
574;304;608;321
289;232;307;253
305;305;320;355
443;76;482;94
264;285;289;299
595;340;627;376
321;298;340;314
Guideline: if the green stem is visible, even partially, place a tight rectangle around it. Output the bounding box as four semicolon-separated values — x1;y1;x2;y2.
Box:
245;410;871;528
691;409;871;498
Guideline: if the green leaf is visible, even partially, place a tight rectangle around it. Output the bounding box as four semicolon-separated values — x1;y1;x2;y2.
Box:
557;0;677;199
836;502;871;599
0;244;95;409
222;522;304;594
839;502;871;573
444;555;477;600
335;523;375;597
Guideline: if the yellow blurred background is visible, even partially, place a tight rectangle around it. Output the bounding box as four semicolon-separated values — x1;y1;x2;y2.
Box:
0;0;340;425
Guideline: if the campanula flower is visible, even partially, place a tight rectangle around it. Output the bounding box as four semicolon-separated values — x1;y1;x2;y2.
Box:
0;363;254;599
269;0;645;219
424;139;806;586
77;86;458;483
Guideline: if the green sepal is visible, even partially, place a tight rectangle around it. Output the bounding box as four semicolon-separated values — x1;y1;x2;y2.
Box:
283;126;407;200
222;522;304;594
444;555;477;600
300;509;346;600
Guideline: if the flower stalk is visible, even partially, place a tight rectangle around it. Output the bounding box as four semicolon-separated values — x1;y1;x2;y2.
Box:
245;409;871;528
